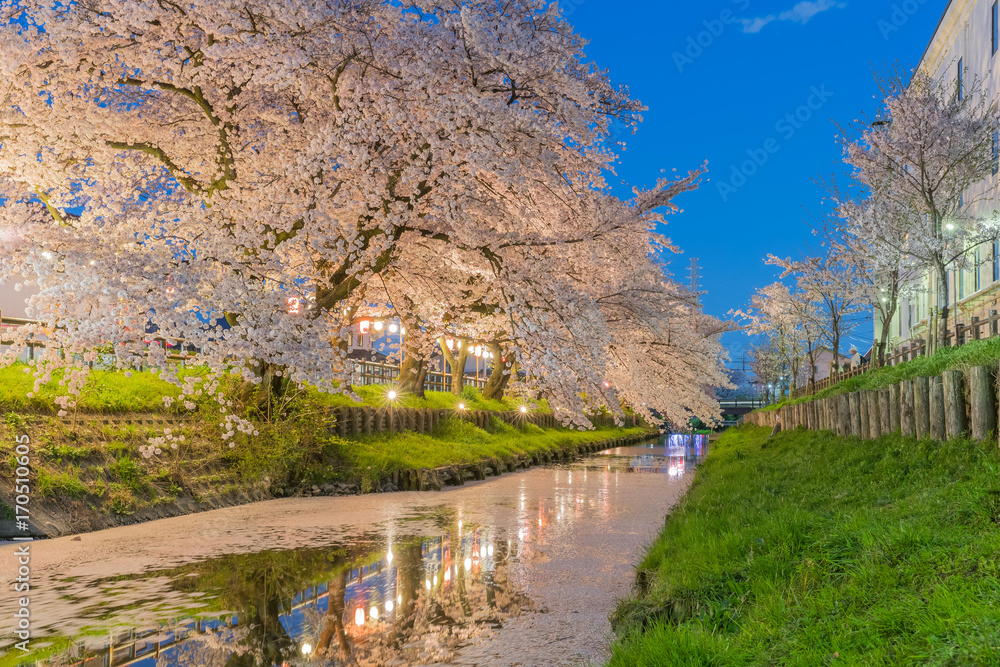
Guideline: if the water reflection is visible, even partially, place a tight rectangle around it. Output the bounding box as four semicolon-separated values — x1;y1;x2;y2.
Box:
2;435;707;667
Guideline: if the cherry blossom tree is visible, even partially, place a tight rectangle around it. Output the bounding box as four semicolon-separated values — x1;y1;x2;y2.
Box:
734;282;817;391
766;244;863;381
842;66;1000;349
832;192;924;365
0;0;728;429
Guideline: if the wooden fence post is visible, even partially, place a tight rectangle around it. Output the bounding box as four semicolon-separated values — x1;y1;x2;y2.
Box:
838;394;850;437
849;393;861;437
914;377;930;439
867;391;881;439
878;387;892;435
338;406;349;437
350;407;360;437
968;365;996;441
888;384;901;434
364;407;373;435
943;369;968;440
929;375;946;441
899;381;914;437
861;391;874;439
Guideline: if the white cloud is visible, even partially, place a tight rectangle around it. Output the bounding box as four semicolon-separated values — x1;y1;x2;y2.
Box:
740;0;846;33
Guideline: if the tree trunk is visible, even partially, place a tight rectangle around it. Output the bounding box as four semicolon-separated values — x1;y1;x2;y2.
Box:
831;329;841;381
937;263;950;350
877;296;898;368
316;569;350;656
439;339;470;394
397;350;428;398
482;341;511;400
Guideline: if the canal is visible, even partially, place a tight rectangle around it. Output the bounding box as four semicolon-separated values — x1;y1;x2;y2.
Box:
0;434;707;667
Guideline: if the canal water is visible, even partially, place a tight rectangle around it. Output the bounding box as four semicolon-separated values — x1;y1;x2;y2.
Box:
0;434;707;667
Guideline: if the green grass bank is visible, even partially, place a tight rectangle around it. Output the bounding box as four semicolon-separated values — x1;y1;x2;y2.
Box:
766;337;1000;411
608;424;1000;666
0;365;651;536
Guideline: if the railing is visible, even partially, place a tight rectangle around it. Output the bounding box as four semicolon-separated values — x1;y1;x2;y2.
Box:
791;309;1000;399
1;314;493;393
351;360;488;391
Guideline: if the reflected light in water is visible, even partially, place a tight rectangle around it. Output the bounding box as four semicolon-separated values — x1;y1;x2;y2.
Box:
355;608;365;626
370;606;379;620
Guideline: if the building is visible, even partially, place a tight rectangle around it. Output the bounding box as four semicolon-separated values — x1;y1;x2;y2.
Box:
887;0;1000;350
796;346;852;388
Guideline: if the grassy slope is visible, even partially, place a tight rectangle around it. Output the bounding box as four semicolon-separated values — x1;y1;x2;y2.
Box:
765;337;1000;411
329;418;649;475
0;363;548;414
608;424;1000;666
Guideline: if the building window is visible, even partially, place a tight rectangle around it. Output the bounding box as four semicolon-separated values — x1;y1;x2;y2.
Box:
994;2;999;55
995;241;999;282
976;249;982;291
957;58;964;101
959;268;965;300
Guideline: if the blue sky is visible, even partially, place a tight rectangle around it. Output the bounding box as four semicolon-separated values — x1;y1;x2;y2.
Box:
566;0;946;367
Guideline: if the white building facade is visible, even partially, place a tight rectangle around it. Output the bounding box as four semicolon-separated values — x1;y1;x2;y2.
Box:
888;0;1000;349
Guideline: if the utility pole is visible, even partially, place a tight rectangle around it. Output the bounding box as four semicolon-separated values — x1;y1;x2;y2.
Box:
689;257;701;310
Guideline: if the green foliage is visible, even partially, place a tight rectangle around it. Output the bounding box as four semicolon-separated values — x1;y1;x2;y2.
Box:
608;425;1000;666
107;455;146;493
103;482;136;515
4;412;26;430
766;338;1000;411
37;468;88;499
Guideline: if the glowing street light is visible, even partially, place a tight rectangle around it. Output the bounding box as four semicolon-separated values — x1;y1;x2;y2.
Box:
359;319;371;335
388;323;399;333
387;390;398;401
458;403;466;410
301;643;313;655
446;338;455;351
355;608;365;626
374;320;384;331
520;406;528;414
